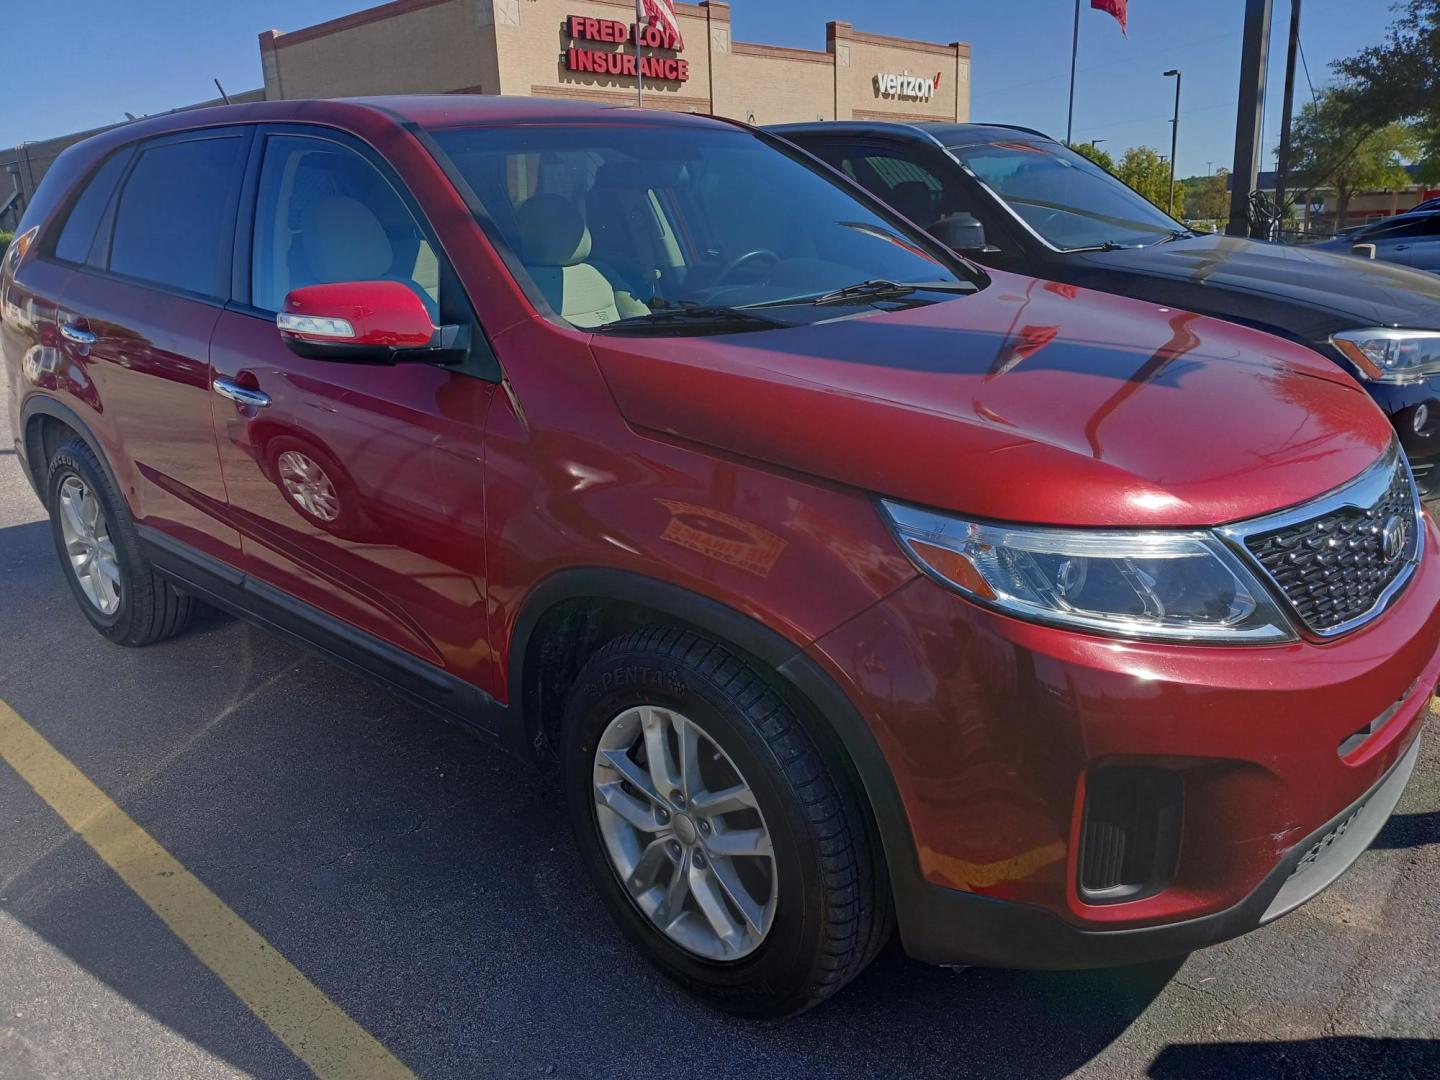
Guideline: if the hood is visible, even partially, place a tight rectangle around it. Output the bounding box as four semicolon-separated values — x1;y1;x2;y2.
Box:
590;272;1393;528
1075;233;1440;330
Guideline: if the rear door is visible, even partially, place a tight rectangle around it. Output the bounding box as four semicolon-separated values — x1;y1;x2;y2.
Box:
56;127;251;566
208;126;497;690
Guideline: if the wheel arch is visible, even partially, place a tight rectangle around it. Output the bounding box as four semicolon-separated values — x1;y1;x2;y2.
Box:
508;567;924;912
21;396;123;501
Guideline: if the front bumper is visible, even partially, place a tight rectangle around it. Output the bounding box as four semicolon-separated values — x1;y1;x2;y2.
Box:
1369;379;1440;498
808;511;1440;969
895;731;1420;969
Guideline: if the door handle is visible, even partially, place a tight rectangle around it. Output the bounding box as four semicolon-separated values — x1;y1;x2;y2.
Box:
59;322;96;346
212;377;271;409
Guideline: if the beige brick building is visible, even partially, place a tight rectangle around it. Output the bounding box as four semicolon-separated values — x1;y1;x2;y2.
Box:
258;0;971;126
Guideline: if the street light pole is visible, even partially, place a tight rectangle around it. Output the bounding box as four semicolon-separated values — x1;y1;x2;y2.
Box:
1164;69;1182;217
1066;0;1080;145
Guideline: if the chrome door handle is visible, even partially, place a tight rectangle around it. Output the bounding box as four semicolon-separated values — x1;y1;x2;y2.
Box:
212;377;271;409
60;323;96;346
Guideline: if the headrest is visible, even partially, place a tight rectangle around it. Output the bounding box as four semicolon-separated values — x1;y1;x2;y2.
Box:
300;196;393;282
888;180;933;222
516;193;592;267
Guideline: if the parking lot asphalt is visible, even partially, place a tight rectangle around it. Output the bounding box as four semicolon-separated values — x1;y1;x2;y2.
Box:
1;375;1439;1080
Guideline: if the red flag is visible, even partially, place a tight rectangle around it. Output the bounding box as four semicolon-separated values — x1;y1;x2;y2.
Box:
1091;0;1127;35
636;0;684;49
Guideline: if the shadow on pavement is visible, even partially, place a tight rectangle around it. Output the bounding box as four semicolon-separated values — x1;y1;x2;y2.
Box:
1372;809;1440;850
1150;1036;1440;1079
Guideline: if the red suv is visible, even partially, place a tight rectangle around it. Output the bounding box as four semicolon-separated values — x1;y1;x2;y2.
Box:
4;98;1438;1018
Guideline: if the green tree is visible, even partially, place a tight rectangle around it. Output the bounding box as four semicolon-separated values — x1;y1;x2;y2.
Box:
1181;169;1229;224
1334;2;1439;150
1290;90;1418;223
1115;146;1176;213
1072;141;1115;172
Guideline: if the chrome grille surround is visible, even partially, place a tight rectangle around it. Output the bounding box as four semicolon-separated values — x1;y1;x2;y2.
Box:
1217;446;1424;638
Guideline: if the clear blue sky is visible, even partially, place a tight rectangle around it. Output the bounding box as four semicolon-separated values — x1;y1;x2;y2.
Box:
0;0;1400;179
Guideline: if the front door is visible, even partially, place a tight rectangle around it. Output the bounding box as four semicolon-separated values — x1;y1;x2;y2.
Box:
209;128;497;692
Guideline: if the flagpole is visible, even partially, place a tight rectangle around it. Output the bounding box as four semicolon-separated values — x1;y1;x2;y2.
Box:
1066;0;1079;145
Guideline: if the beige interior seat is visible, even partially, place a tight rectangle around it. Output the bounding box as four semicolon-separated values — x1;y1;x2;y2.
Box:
515;193;649;327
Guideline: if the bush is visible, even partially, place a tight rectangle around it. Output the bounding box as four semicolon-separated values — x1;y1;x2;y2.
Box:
0;231;12;252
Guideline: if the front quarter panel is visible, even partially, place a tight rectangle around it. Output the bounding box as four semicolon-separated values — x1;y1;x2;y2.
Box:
482;315;918;704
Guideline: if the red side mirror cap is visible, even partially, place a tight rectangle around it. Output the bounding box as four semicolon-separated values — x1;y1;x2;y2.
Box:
278;281;442;363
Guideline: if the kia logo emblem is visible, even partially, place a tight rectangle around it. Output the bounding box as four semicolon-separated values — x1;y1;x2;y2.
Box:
1381;515;1407;563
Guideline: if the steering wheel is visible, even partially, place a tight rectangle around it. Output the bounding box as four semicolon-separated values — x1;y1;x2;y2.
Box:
715;248;780;284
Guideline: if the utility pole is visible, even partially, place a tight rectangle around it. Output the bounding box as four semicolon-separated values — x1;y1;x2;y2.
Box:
1227;0;1274;236
1165;69;1182;217
1274;0;1303;232
1066;0;1080;145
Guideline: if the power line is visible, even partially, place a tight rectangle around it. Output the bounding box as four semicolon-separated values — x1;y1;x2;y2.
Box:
1297;36;1318;103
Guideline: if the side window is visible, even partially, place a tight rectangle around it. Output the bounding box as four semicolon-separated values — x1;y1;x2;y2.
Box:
53;151;130;265
251;134;440;318
108;136;245;297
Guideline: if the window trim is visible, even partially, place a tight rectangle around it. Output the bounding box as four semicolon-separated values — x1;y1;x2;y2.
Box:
231;122;499;382
93;126;255;305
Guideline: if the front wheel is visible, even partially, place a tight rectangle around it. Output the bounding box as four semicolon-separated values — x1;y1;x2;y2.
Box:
562;627;891;1017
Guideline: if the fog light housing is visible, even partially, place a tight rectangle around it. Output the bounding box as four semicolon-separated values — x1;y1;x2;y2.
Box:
1078;766;1183;904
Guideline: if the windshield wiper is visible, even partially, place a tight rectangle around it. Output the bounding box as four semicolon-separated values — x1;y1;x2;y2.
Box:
749;279;975;309
1063;240;1133;253
591;304;786;335
1157;228;1197;244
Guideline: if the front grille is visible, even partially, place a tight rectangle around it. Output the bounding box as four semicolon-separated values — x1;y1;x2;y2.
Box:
1235;451;1421;635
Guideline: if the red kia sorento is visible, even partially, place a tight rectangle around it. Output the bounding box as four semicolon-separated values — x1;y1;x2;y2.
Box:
3;98;1438;1018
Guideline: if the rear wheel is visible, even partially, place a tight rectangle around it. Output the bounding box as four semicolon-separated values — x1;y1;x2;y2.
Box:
46;437;193;646
563;627;891;1017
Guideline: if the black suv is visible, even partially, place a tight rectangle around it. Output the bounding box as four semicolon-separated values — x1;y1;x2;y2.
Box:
772;121;1440;496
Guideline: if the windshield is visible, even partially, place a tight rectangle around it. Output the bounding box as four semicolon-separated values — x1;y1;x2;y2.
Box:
426;123;975;332
953;140;1184;251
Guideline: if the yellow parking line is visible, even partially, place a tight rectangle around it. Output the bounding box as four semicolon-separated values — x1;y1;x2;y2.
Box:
0;699;417;1080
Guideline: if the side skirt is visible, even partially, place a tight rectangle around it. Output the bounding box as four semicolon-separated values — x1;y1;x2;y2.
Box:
139;525;517;751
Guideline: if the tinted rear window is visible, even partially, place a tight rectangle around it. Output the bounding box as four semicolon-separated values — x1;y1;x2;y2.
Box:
54;151;130;265
108;136;245;297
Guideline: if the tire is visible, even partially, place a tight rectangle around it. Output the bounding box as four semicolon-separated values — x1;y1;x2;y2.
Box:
45;437;194;647
562;627;892;1017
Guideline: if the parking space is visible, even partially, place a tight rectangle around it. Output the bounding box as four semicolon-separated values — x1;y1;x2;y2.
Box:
2;376;1439;1080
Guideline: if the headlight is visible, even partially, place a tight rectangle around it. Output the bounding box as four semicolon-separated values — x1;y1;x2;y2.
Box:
881;501;1295;643
1331;329;1440;384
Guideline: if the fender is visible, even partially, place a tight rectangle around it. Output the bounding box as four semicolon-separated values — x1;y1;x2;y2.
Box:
507;566;927;924
18;393;124;503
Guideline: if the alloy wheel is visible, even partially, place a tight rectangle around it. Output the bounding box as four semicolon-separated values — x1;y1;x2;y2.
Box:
591;705;778;961
277;451;341;522
57;475;121;615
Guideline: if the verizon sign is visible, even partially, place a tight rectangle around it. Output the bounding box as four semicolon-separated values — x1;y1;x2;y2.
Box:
874;70;941;101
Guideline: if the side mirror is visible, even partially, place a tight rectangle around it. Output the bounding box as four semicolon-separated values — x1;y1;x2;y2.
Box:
277;281;468;364
928;212;989;254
